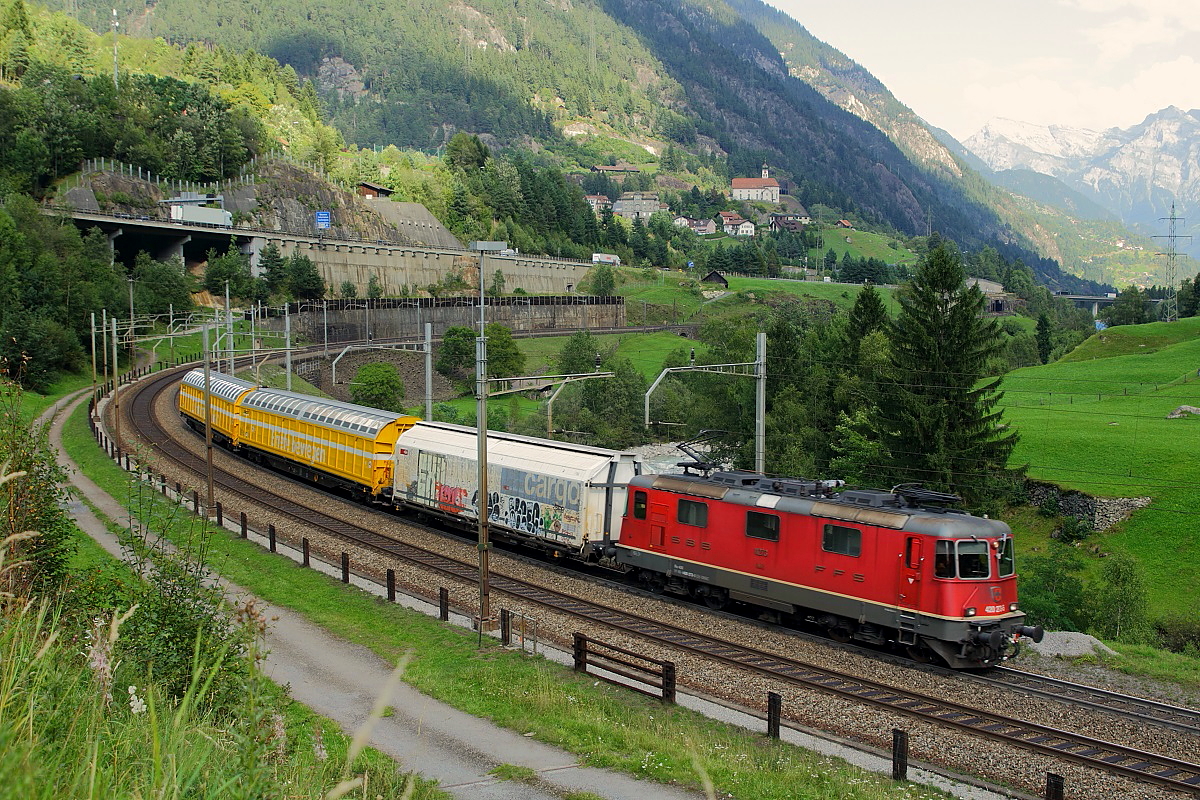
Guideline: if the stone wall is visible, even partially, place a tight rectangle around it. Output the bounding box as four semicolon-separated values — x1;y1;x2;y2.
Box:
1025;480;1152;532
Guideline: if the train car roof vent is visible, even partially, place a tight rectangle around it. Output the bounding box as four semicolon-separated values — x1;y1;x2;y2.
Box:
840;489;895;507
892;484;962;508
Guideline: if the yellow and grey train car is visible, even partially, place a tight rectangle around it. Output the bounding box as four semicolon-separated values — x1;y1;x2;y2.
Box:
178;369;418;498
178;370;257;446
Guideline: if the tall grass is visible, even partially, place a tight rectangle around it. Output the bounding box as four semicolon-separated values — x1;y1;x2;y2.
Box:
0;459;445;800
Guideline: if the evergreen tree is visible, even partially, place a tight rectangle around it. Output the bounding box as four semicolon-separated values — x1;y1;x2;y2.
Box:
444;132;490;172
258;241;287;292
844;282;888;363
286;253;324;300
880;240;1020;511
1035;313;1053;364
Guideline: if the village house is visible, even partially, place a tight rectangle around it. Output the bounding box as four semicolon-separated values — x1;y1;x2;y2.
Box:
769;209;811;232
585;195;612;215
718;210;755;236
613;191;667;221
731;164;781;204
673;216;718;235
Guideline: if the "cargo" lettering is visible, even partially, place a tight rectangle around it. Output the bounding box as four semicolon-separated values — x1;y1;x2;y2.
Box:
523;473;581;509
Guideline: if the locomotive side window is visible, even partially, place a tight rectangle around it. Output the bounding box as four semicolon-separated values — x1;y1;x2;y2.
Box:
746;511;780;542
997;537;1015;577
821;524;860;557
934;541;954;577
633;491;648;520
678;499;708;527
905;537;921;569
957;541;990;579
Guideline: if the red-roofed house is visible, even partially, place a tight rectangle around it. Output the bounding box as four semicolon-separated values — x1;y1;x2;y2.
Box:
718;211;755;236
731;165;780;203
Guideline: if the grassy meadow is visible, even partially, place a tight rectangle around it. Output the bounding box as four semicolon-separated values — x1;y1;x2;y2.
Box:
1000;316;1200;613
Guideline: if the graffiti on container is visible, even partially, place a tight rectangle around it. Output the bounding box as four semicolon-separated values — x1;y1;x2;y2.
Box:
435;483;470;514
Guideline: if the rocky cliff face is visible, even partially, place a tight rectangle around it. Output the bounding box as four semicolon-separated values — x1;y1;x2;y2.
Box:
229;161;407;242
964;108;1200;258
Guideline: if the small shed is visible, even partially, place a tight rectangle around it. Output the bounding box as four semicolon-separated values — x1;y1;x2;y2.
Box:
701;271;729;287
356;181;394;199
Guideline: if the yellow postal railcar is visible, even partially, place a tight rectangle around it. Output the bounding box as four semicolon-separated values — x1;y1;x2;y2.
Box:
178;370;257;445
236;386;418;497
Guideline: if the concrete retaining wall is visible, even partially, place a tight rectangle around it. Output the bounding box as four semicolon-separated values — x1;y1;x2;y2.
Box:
251;235;592;296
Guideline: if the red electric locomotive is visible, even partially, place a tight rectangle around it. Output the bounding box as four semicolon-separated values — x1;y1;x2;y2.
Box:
614;471;1042;668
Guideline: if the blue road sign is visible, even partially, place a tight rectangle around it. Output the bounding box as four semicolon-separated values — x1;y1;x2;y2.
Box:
315;211;331;229
687;261;694;268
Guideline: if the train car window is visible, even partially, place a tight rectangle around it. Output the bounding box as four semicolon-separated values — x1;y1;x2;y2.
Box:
746;511;780;541
957;541;990;579
677;499;708;527
821;524;860;557
905;537;921;569
934;541;954;577
997;538;1015;577
633;491;648;520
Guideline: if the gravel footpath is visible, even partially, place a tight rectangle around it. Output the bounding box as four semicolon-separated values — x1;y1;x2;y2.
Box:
130;387;1200;799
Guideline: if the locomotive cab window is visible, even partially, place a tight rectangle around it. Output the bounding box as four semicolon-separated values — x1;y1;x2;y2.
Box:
633;491;648;520
997;537;1015;577
821;524;860;557
957;541;990;579
677;499;708;527
934;541;954;578
746;511;780;542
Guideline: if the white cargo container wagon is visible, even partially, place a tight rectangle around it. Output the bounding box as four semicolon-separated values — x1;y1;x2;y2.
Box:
392;421;641;556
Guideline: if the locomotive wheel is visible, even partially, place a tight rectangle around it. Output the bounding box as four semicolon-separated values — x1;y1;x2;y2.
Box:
642;571;666;594
906;643;938;664
828;624;854;644
702;587;728;610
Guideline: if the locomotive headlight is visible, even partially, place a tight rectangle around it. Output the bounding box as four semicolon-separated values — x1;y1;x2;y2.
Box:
964;607;977;617
1009;602;1019;612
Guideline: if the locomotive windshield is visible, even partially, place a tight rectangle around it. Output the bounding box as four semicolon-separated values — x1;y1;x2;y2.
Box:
956;542;990;578
933;540;994;579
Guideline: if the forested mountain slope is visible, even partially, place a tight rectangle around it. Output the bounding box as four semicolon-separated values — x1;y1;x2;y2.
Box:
45;0;1104;291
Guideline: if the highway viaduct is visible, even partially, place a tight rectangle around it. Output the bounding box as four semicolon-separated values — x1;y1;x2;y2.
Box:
48;207;594;297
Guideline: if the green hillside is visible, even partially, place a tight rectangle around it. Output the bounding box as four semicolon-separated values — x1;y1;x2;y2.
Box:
1001;316;1200;613
38;0;1102;292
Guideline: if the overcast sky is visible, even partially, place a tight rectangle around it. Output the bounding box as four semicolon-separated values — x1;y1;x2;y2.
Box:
766;0;1200;140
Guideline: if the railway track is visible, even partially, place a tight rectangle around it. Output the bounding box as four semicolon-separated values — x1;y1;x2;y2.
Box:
119;366;1200;795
